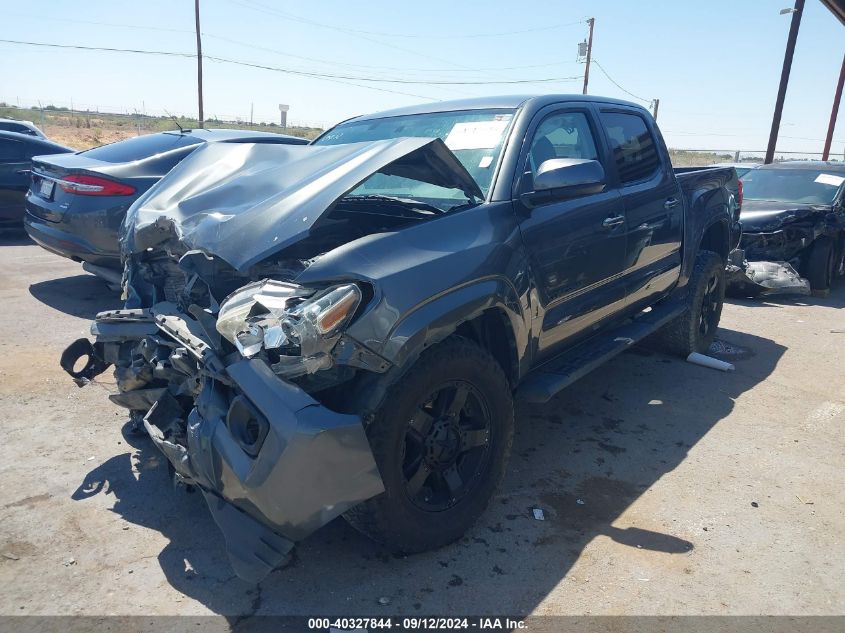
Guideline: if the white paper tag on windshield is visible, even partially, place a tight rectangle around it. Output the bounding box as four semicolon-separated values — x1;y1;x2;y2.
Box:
478;155;493;168
445;119;509;151
815;173;845;187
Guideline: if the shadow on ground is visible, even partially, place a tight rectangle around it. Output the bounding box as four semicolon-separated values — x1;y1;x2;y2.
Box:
29;274;116;319
71;325;786;619
0;227;32;246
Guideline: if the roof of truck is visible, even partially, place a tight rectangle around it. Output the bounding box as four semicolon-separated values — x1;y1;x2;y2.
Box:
347;94;644;122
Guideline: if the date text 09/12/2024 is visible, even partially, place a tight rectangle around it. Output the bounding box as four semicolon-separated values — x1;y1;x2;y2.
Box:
307;616;528;630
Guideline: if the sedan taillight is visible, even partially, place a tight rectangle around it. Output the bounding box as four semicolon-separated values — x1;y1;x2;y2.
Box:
58;174;136;196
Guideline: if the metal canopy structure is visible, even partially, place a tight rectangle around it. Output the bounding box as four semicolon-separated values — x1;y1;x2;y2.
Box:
820;0;845;160
765;0;845;163
820;0;845;25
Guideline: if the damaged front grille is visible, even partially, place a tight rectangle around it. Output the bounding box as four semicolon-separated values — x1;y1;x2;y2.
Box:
163;267;188;303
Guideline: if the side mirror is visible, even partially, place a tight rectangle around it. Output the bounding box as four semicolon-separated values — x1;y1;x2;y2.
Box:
520;158;606;209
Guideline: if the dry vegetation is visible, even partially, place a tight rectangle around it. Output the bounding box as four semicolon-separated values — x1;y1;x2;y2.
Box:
1;104;321;150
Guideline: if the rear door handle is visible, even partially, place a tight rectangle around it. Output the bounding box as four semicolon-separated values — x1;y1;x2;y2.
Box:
602;215;625;229
664;198;680;210
15;169;31;175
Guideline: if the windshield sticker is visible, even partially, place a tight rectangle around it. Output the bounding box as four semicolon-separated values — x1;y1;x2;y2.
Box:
445;119;509;151
815;173;845;187
478;156;494;169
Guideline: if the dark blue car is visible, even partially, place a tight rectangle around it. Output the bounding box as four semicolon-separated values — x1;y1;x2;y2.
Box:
0;130;72;227
24;128;308;283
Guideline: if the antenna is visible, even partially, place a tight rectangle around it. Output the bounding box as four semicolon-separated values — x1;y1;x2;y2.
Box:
163;109;184;134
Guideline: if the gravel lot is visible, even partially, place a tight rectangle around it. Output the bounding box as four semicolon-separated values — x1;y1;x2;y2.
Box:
1;229;843;619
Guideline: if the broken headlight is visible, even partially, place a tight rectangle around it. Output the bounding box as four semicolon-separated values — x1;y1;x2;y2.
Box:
215;280;362;378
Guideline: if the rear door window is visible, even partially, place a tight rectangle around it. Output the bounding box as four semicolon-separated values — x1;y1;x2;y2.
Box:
80;133;203;163
600;112;660;184
0;122;33;136
0;139;25;162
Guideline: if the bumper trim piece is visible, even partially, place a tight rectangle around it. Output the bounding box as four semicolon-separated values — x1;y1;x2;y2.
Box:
199;359;385;542
202;491;295;583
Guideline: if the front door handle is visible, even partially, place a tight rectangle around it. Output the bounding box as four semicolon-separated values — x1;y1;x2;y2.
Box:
664;198;680;210
602;214;625;229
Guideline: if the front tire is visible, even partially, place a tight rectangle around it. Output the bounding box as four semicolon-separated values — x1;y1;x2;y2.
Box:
803;236;835;293
655;250;725;357
344;337;514;553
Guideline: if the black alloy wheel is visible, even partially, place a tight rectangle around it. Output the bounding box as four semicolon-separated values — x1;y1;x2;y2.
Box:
401;380;492;512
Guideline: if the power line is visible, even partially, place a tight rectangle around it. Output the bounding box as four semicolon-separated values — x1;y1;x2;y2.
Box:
0;38;582;86
205;33;579;74
0;38;195;58
4;11;580;76
3;11;195;35
591;59;651;103
210;54;583;85
0;38;434;100
230;0;587;40
225;0;513;87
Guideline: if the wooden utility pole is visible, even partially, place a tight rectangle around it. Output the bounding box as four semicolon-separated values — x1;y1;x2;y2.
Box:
194;0;204;129
652;98;660;121
764;0;804;164
822;53;845;161
582;18;595;95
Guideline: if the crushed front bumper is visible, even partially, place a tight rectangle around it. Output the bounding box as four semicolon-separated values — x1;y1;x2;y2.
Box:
62;304;384;582
725;248;810;297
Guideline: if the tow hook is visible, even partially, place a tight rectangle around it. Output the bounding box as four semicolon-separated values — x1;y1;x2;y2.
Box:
60;338;110;387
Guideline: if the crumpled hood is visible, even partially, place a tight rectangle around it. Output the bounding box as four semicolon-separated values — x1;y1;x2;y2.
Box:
123;137;482;271
740;199;831;232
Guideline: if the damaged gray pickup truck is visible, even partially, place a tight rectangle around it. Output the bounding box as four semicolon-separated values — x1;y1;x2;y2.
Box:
62;95;740;581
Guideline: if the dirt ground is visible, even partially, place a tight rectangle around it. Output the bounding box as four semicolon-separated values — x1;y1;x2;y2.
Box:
0;229;843;620
41;124;138;152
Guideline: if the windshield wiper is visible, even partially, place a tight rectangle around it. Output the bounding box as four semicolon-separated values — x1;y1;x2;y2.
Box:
340;194;447;215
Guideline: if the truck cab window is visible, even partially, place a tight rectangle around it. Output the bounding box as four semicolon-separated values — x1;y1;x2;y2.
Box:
525;112;599;189
600;112;660;184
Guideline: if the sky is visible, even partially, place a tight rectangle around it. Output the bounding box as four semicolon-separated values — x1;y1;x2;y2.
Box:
1;0;843;156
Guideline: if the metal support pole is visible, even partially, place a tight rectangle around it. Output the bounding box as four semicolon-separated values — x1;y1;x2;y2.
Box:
764;0;804;164
582;18;594;95
194;0;204;129
822;53;845;161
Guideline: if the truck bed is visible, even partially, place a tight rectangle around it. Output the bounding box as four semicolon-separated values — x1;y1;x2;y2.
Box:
674;166;742;235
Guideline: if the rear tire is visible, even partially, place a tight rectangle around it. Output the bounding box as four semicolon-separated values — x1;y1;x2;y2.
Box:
803;236;835;293
654;250;725;357
344;337;514;553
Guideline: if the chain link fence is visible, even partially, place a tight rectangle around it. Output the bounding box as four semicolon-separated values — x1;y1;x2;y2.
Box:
668;148;843;166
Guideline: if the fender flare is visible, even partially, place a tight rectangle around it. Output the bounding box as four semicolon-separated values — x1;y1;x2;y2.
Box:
380;276;526;373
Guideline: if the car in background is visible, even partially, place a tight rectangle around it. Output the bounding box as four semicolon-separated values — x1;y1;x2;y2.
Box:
0;130;72;227
739;161;845;292
24;128;309;283
710;162;760;178
0;118;47;139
